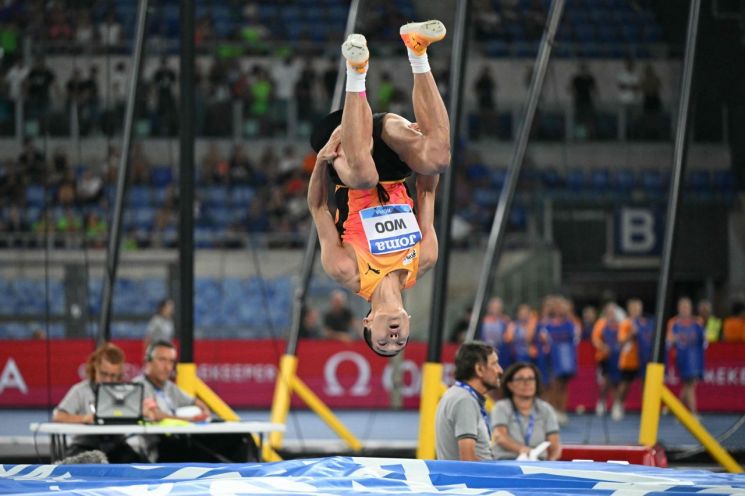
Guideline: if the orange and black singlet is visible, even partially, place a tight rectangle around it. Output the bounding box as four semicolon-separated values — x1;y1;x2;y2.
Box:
334;181;421;301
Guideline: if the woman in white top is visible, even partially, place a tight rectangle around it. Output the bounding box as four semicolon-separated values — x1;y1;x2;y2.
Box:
491;361;562;460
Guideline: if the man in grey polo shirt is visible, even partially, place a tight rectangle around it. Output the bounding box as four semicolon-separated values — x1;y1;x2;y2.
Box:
435;341;503;461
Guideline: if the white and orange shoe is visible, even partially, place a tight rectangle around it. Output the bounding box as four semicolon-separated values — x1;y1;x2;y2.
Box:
341;33;369;74
400;20;446;56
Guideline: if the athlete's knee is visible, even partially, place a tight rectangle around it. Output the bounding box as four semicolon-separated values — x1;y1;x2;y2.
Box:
346;154;379;189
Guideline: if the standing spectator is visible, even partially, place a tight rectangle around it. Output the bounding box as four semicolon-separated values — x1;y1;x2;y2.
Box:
295;60;317;125
473;65;498;138
617;57;640;108
323;290;354;342
448;306;472;345
697;299;722;343
640;63;663;139
52;343;143;463
435;341;503;461
667;297;705;418
75;11;95;47
491;362;561;460
4;58;28;108
569;62;597;140
80;65;100;135
539;296;579;425
592;302;623;419
152;56;177;136
98;12;122;49
581;305;598;341
722;301;745;342
299;306;322;339
480;297;511;369
26;57;55;123
144;298;175;349
18;136;45;184
504;303;538;365
269;55;301;133
616;298;653;420
248;65;273;135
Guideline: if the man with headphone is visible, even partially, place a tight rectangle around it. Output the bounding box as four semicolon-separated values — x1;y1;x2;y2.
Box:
135;340;210;423
133;340;258;462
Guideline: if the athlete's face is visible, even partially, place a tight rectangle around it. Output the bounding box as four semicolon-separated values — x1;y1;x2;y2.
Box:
365;308;410;356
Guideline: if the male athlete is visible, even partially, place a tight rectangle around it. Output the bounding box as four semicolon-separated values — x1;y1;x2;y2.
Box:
308;21;450;357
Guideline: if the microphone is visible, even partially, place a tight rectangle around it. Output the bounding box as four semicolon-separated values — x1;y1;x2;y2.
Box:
55;449;109;465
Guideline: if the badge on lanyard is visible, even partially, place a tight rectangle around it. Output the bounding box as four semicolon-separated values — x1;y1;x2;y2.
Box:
359;204;422;255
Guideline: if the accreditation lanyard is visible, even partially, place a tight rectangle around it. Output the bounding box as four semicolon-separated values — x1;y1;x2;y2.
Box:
512;402;536;446
455;381;491;438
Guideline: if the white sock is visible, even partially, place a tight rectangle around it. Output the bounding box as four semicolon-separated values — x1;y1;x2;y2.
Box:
407;47;430;74
346;65;367;92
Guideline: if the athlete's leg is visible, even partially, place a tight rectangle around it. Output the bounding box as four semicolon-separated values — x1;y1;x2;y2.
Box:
336;34;377;189
400;20;450;173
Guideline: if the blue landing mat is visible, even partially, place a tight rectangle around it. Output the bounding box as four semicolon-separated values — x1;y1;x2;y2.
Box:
1;457;745;495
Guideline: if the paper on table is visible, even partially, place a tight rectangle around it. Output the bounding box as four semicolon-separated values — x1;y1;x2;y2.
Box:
516;441;551;461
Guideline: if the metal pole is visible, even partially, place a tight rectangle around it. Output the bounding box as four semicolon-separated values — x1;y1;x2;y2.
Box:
465;0;565;342
97;0;149;345
179;0;196;362
285;0;362;356
651;0;700;363
427;0;470;362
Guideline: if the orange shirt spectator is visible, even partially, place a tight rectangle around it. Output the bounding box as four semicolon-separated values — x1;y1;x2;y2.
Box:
722;302;745;342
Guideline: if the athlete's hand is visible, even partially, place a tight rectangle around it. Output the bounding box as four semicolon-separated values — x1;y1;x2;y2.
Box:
317;127;341;164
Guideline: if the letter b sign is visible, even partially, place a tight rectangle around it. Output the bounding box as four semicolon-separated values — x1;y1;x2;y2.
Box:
620;208;656;254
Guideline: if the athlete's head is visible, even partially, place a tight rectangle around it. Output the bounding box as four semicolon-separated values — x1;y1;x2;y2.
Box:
363;306;411;357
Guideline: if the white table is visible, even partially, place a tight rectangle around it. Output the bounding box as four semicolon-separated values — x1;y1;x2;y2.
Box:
30;421;285;463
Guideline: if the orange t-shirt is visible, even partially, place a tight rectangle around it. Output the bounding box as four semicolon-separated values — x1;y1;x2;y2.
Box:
722;316;745;342
336;181;420;301
618;319;639;371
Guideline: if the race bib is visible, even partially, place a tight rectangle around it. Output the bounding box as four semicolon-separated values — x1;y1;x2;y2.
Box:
359;204;422;255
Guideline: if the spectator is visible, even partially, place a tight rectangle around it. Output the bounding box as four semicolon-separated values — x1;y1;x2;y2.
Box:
473;65;498;138
639;63;663;139
504;303;537;365
144;298;175;349
25;57;55;122
4;58;28;106
18;137;46;184
616;298;653;421
152;56;177;136
448;306;472;345
592;302;623;419
480;297;511;369
722;301;745;342
323;290;355;342
269;55;301;133
539;296;579;426
581;305;597;341
75;11;94;46
491;362;561;460
617;57;640;108
569;62;597;139
697;299;722;343
435;341;503;461
52;342;143;463
98;11;122;48
299;306;322;339
134;340;257;462
667;297;705;418
295;60;317;124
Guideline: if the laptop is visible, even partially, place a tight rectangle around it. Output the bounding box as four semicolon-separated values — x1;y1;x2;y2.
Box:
94;382;144;425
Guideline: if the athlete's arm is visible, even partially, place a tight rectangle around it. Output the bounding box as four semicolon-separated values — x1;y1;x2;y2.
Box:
415;173;439;274
381;114;450;176
308;153;357;288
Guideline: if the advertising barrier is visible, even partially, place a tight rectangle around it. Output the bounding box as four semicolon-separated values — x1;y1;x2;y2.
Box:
1;340;743;411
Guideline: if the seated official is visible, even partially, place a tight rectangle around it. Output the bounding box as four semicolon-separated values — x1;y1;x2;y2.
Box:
133;340;258;462
491;362;562;460
53;342;144;463
435;341;503;461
